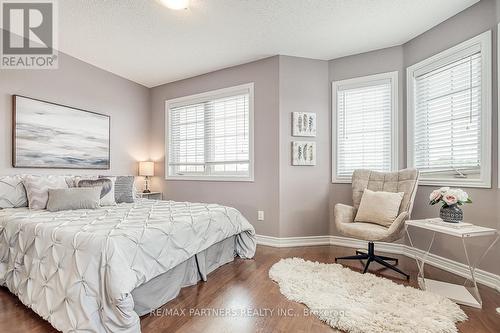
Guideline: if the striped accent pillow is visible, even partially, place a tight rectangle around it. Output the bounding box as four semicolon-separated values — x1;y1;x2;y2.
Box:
0;175;28;208
23;175;69;210
100;176;135;203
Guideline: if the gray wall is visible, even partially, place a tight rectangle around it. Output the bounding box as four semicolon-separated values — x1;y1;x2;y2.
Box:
0;51;151;177
150;55;332;239
278;56;331;237
148;0;499;275
403;0;500;275
149;56;281;237
328;0;499;275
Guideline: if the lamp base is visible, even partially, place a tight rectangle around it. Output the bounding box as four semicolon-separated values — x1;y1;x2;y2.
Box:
142;189;151;194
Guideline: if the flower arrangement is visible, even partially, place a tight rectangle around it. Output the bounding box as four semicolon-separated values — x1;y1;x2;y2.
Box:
429;187;472;207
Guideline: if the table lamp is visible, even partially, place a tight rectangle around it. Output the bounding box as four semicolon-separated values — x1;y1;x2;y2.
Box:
139;161;154;193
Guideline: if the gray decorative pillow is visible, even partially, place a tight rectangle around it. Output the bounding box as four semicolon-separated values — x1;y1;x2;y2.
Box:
0;175;28;208
47;187;101;212
100;176;135;203
78;178;116;206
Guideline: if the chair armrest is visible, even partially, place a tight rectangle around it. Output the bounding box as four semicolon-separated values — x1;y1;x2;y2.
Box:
334;203;356;227
387;211;408;236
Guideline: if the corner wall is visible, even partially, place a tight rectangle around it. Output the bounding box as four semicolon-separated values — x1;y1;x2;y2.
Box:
328;0;499;275
278;56;330;237
147;0;499;275
403;0;500;275
328;45;405;241
149;56;281;237
148;55;332;239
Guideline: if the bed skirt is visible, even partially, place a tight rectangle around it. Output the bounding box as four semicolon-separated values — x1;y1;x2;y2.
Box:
132;235;237;316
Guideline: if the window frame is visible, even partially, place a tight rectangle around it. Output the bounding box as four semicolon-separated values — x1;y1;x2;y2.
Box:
406;31;492;188
331;71;399;183
165;83;255;182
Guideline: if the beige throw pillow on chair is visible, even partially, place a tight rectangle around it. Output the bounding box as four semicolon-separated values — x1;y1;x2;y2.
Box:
354;189;404;227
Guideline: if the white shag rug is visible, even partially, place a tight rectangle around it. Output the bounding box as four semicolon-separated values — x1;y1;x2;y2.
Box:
269;258;467;333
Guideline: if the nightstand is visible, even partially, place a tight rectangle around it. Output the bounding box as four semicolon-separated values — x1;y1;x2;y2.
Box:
137;192;163;200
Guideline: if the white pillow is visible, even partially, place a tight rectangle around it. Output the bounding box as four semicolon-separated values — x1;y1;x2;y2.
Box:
354;189;404;227
0;175;28;208
23;175;69;210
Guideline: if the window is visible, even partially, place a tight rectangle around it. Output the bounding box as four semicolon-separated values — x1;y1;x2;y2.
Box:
332;72;399;183
407;31;491;188
165;83;254;181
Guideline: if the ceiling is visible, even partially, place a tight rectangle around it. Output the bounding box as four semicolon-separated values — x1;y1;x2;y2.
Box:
59;0;479;87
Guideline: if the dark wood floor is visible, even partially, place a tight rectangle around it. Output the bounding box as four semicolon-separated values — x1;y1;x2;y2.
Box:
0;245;499;333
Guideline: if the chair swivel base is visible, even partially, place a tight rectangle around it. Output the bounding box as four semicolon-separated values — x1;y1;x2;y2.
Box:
335;241;409;280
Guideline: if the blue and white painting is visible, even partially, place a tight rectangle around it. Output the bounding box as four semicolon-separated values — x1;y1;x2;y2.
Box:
14;96;110;169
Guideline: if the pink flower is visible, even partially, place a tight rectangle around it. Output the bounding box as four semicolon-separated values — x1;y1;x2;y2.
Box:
429;187;472;207
443;193;458;205
429;190;442;201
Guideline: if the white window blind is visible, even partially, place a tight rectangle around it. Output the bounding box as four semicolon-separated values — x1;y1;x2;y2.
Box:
414;53;481;175
333;72;397;182
166;84;253;180
407;31;492;188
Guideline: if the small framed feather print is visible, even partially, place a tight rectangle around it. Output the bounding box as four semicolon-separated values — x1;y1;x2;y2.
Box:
292;141;316;166
292;112;316;137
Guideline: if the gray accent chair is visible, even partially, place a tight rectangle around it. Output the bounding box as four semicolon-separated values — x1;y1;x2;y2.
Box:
334;169;419;279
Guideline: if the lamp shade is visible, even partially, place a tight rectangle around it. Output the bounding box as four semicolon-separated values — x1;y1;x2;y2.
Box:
139;161;154;177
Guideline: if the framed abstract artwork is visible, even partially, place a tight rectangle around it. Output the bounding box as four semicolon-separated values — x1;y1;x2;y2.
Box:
12;95;110;169
292;112;316;137
292;141;316;166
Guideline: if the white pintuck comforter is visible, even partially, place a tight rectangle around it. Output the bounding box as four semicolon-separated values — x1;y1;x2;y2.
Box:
0;199;256;332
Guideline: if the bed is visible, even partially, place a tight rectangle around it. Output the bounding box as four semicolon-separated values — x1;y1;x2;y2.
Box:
0;199;256;333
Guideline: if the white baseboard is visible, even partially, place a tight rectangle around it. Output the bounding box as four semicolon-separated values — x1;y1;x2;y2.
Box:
256;234;500;292
255;234;331;247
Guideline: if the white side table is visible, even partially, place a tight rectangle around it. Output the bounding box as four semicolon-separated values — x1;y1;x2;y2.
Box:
405;219;499;309
137;192;163;200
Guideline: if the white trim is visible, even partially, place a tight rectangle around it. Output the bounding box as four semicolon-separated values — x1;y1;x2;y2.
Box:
331;71;399;183
166;83;252;108
255;234;500;292
255;235;331;248
165;83;255;182
406;31;492;188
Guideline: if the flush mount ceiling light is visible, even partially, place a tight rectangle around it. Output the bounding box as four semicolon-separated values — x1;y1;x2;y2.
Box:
160;0;189;10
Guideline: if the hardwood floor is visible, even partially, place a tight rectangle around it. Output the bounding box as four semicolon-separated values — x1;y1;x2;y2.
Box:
0;245;498;332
